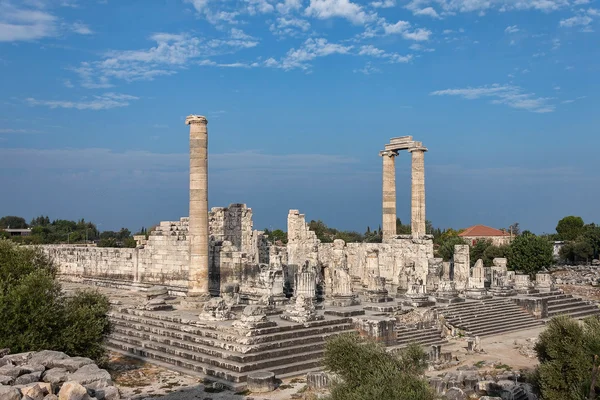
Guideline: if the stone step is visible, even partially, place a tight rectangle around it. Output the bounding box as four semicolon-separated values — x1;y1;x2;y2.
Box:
106;337;324;384
448;316;542;334
396;330;442;341
548;308;600;320
548;304;600;318
548;301;594;312
393;338;447;349
443;303;527;315
111;325;350;364
442;299;511;311
110;316;354;353
547;297;584;307
470;320;543;337
443;310;535;326
106;340;322;389
108;333;326;374
109;311;352;345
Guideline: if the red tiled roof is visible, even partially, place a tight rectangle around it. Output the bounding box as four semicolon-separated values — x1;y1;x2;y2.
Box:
458;225;511;237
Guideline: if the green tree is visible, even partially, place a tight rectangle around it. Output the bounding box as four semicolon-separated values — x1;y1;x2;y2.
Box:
396;218;411;235
470;239;493;267
436;236;467;261
534;315;600;400
482;244;512;267
0;240;111;363
323;333;435;400
556;216;585;241
0;216;28;229
264;229;288;244
509;233;554;275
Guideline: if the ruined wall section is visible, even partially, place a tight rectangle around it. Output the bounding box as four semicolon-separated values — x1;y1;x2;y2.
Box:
317;238;434;286
137;218;190;287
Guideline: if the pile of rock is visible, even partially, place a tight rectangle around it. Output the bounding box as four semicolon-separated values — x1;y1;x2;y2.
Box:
551;266;600;286
0;350;119;400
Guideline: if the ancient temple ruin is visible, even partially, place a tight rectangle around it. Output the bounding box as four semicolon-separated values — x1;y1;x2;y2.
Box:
40;115;600;389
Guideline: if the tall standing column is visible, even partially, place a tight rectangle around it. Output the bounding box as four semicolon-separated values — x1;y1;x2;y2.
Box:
409;143;427;238
380;150;398;241
186;115;210;298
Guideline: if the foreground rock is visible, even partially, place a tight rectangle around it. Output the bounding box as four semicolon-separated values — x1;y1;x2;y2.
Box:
0;350;119;400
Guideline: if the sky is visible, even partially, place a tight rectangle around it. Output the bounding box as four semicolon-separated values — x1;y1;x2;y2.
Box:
0;0;599;235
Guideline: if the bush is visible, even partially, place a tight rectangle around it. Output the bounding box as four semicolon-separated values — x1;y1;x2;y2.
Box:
534;315;600;400
0;240;111;363
323;333;435;400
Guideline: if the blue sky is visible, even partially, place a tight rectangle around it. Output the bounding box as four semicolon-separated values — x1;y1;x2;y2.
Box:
1;0;599;234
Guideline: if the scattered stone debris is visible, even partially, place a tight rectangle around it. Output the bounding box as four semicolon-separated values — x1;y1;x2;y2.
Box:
0;350;119;400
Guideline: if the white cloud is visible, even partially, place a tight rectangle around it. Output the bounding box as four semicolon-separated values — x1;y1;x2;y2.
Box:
71;21;92;35
276;0;303;13
413;7;441;18
559;14;592;27
381;20;432;40
270;17;311;37
354;62;381;74
588;8;600;16
431;84;556;113
370;0;395;8
0;128;41;134
405;0;569;14
410;43;435;51
70;31;258;86
269;37;353;69
358;45;413;62
574;0;590;4
505;25;519;33
26;93;139;110
305;0;372;24
561;96;586;104
245;0;275;15
0;2;57;42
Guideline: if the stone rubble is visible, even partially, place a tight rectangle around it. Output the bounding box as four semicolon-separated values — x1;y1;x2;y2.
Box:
0;350;119;400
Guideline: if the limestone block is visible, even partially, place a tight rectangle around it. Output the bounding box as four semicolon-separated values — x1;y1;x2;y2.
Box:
58;382;88;400
247;371;276;393
0;386;22;400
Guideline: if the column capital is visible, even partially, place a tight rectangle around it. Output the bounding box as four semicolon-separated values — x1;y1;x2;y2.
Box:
379;150;398;157
408;141;427;153
185;115;208;125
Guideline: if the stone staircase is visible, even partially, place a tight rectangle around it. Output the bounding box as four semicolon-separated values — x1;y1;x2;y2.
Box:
394;326;446;349
106;307;355;389
438;298;543;337
531;292;600;319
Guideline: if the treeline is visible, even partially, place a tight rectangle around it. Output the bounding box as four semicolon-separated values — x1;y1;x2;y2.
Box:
0;215;148;248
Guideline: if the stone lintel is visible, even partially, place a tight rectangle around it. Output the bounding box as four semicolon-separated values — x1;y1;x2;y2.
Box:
185;115;208;125
408;141;428;153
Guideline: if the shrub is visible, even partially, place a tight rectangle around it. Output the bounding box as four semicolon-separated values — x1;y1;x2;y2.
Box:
534;315;600;400
0;240;111;363
323;333;435;400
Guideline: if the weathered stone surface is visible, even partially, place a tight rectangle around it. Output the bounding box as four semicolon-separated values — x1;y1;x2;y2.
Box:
48;359;93;374
14;372;43;386
93;386;119;400
0;366;25;379
20;366;44;375
198;297;233;321
247;371;276;393
445;387;467;400
42;395;58;400
307;372;329;390
58;382;87;400
3;353;33;366
0;374;14;385
280;294;323;324
68;364;112;388
42;368;69;386
29;352;68;368
0;386;22;400
20;383;48;400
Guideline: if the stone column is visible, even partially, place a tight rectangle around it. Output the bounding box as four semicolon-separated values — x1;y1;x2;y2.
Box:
409;143;427;238
380;150;398;241
186;115;210;298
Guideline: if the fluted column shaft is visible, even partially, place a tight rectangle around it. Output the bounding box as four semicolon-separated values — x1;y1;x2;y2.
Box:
186;115;209;297
381;151;397;241
410;147;427;238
